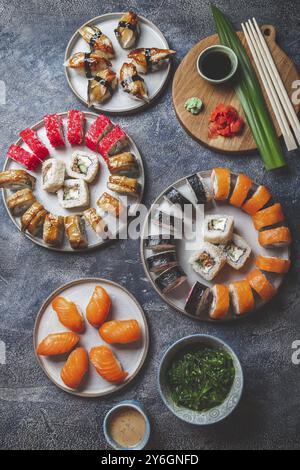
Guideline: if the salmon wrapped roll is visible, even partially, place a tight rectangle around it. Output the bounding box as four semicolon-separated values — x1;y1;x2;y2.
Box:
252;203;285;230
247;269;276;302
209;284;230;320
229;280;255;315
258;226;292;248
90;345;128;383
230;174;252;208
242;185;272;215
255;255;291;274
61;348;89;389
99;320;141;344
36;332;79;356
211;168;231;200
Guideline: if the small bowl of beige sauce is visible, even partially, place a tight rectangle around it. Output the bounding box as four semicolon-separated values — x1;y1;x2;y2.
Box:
103;400;150;450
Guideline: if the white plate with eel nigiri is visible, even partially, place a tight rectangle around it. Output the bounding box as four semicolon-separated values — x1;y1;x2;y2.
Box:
140;170;291;322
2;111;145;252
64;12;175;114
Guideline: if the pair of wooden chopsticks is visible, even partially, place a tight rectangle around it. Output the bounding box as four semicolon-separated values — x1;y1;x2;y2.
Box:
241;18;300;151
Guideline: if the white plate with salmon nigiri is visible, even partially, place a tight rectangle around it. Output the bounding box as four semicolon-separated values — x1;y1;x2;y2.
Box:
141;169;291;322
34;278;149;398
64;12;175;114
1;110;145;252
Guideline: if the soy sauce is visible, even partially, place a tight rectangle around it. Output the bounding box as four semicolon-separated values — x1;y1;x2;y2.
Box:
201;52;232;80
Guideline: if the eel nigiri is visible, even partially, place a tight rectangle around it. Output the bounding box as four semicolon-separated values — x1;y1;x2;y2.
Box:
247;269;277;302
36;332;79;356
87;69;118;106
99;319;141;344
211;168;231;201
79;25;114;58
255;255;291;274
44;114;65;148
115;11;140;49
229;280;255;315
85;115;113;152
52;296;84;333
43;214;64;247
90;345;128;383
61;347;89;389
242;185;272;215
0;170;36;191
120;63;149;102
19;128;49;161
230;174;253;208
64;52;111;78
7;144;41;171
258;226;292;248
67;109;85;145
128;48;176;74
86;285;111;328
252;203;285;230
209;284;230;320
7;188;36;216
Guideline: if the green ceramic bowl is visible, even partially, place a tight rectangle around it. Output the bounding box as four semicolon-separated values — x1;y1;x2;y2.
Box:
197;45;238;84
158;334;243;425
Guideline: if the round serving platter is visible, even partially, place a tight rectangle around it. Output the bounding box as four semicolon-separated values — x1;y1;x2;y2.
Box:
2;111;145;252
33;278;149;398
65;12;173;115
140;170;290;322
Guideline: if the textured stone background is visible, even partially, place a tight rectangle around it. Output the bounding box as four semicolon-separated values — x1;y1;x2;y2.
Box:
0;0;300;450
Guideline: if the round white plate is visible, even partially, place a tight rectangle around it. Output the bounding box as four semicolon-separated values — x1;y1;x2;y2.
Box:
33;278;149;397
141;171;290;322
2;111;145;252
64;12;173;114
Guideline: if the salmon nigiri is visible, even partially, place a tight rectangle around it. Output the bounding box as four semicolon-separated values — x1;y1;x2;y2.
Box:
52;296;84;333
99;319;141;344
36;332;79;356
86;286;111;328
89;345;128;383
61;347;89;389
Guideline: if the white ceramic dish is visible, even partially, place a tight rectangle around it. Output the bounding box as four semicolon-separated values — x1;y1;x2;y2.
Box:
140;170;290;321
2;111;145;252
64;12;173;114
33;278;149;398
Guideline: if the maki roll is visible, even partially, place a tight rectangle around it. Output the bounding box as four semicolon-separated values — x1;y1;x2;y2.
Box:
107;152;139;176
44;114;65;148
255;255;291;274
87;69;118;106
203;214;234;244
7;188;36;216
21;201;48;236
64;215;88;250
0;170;36;190
42;159;65;193
211;168;231;201
252;203;284;230
146;251;177;274
98;126;129;161
107;175;139;196
221;234;251;270
58;179;90;209
164;187;193;211
258;226;292;248
97;192;123;218
229;280;255;315
7;144;41;171
114;11;140;49
155;266;187;294
152;209;183;235
21;201;44;230
189;243;226;281
186;174;212;205
247;269;277;302
230;174;253;208
184;282;212;318
242;185;272;215
67;110;85;146
145;234;175;253
209;284;230;320
19;128;49;161
66;151;99;183
43;214;64;247
83;208;108;238
85;115;113;152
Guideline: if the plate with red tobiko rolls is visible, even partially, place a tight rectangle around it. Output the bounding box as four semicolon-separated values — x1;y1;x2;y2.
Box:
140;168;291;322
33;278;149;398
1;110;145;252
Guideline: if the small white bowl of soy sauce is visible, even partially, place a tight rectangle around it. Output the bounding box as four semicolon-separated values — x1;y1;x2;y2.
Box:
197;45;238;84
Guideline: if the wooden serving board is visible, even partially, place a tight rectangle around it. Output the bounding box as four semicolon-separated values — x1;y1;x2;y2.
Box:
172;25;300;153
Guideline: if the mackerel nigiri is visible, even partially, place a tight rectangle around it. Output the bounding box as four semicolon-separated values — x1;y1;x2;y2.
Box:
120;63;149;102
79;25;114;58
99;320;141;344
61;347;89;389
90;345;128;383
128;47;176;74
52;296;84;333
36;332;79;356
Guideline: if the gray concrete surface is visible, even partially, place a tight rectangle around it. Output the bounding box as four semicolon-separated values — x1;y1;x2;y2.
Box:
0;0;300;450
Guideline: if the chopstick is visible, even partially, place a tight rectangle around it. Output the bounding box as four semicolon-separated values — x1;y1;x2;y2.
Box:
251;18;300;147
242;22;297;151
